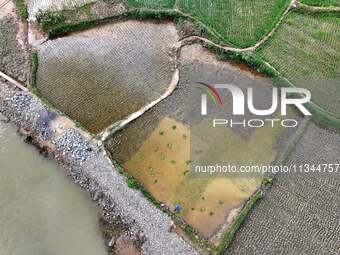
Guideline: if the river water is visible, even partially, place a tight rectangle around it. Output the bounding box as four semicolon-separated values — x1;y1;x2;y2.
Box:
0;117;107;255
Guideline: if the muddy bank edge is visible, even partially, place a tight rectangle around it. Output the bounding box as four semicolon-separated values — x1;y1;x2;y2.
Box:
0;81;197;255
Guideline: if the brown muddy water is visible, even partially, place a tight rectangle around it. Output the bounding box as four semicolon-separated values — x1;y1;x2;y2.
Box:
0;117;106;255
106;44;301;241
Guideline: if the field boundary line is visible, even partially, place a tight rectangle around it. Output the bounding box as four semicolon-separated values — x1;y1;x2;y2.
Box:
274;117;311;167
296;1;340;12
179;0;297;52
0;71;28;92
99;69;180;142
261;60;340;130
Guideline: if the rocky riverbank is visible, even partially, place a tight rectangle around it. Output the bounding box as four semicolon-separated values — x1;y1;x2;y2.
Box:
0;80;197;255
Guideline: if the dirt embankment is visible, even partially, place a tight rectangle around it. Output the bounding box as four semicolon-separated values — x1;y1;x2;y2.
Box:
0;80;197;255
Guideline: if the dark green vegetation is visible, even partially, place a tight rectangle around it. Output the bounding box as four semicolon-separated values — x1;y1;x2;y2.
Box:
126;0;175;8
255;11;340;121
127;0;291;47
300;0;340;6
215;190;263;255
36;10;67;31
35;1;127;38
29;52;38;88
15;0;28;20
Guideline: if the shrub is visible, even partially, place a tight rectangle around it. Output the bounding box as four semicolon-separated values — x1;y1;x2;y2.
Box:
15;0;28;20
36;10;67;31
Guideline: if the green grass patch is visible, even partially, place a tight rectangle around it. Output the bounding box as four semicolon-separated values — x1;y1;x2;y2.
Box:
214;190;263;255
126;0;176;8
255;11;340;119
15;0;28;20
29;52;61;110
178;0;291;48
29;52;38;88
36;10;67;31
125;0;291;47
44;9;181;38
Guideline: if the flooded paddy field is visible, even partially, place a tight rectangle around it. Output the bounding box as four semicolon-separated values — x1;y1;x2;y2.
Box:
0;116;107;255
36;20;179;133
105;44;301;241
225;123;340;255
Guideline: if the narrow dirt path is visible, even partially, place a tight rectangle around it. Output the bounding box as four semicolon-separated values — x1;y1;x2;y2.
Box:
100;69;180;142
0;71;28;91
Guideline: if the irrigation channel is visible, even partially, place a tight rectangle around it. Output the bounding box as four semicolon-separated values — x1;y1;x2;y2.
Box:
0;114;107;255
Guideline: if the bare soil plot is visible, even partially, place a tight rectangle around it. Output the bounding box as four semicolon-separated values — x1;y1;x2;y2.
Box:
225;123;340;255
256;12;340;118
36;20;178;133
105;44;300;241
0;2;28;82
127;0;291;48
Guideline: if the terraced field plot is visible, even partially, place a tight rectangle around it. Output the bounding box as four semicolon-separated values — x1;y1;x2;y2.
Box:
36;21;178;133
300;0;340;6
106;44;300;240
127;0;291;47
256;12;340;118
225;123;340;255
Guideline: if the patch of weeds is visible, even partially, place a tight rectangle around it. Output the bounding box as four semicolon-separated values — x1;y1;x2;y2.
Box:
214;190;263;255
78;3;93;16
29;52;38;88
172;125;177;130
186;160;192;165
36;10;67;31
170;160;176;164
127;177;139;189
15;0;28;20
159;130;165;135
183;170;189;176
209;212;214;216
160;155;166;160
167;143;172;149
262;178;273;187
